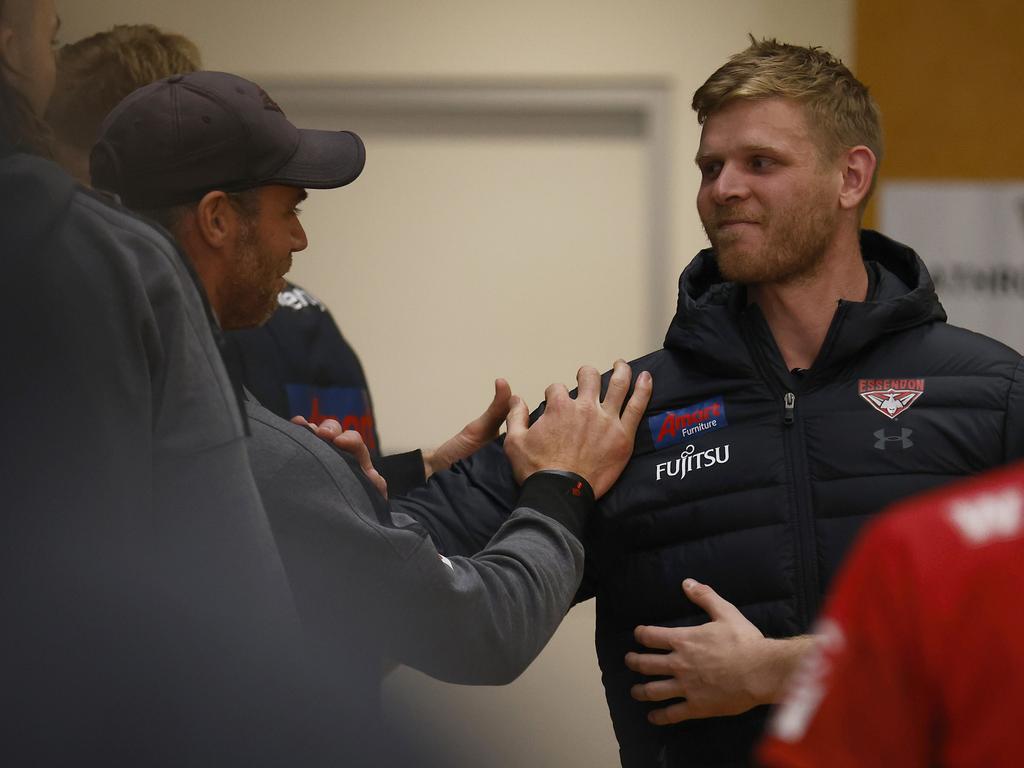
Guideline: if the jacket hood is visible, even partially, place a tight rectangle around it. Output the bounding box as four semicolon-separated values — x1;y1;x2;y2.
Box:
1;141;77;255
664;230;947;373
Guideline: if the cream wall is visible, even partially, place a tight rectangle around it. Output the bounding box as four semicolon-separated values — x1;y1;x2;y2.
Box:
58;3;852;765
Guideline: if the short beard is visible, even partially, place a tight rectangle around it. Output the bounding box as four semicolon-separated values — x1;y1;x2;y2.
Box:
218;217;281;330
708;193;838;287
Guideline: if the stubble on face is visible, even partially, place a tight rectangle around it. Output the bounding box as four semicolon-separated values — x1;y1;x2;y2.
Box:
218;217;286;330
706;180;838;286
695;98;841;288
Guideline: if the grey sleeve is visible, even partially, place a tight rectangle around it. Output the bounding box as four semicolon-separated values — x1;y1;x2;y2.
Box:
388;471;590;684
249;416;592;687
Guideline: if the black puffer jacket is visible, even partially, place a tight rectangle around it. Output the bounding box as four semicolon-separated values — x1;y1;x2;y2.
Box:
394;231;1024;767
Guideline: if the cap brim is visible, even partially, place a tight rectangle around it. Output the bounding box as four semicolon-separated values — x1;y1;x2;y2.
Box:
268;129;365;189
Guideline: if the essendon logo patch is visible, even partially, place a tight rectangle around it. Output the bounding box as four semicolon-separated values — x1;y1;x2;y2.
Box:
648;396;727;449
858;378;925;420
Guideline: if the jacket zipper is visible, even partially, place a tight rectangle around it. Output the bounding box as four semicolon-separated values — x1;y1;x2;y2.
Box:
740;308;822;630
780;391;820;627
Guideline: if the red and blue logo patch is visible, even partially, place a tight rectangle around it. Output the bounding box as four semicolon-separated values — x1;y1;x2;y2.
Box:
648;396;728;449
285;384;377;451
858;378;925;420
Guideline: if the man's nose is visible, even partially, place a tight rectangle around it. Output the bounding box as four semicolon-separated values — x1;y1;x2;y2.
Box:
293;219;308;252
710;163;750;205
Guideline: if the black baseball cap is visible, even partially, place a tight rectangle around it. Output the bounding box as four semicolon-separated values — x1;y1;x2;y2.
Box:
91;71;365;209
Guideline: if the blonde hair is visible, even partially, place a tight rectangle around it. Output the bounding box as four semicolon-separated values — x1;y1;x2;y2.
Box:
693;37;883;170
46;24;201;151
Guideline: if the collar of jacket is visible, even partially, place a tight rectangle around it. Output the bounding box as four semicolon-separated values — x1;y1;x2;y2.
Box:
663;229;947;377
0;143;76;254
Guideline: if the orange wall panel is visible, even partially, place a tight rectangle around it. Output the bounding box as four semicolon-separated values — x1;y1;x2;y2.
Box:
856;0;1024;181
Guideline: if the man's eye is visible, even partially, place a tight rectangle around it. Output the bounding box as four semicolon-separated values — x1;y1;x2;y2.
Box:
292;206;303;216
751;157;775;170
700;162;722;179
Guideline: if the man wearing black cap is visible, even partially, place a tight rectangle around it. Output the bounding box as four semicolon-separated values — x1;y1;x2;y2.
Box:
92;69;653;761
91;73;366;334
44;23;465;494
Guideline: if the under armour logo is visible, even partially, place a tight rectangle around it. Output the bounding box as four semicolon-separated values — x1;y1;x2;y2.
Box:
874;428;913;450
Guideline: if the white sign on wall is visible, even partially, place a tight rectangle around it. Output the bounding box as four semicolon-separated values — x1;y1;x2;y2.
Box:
880;181;1024;354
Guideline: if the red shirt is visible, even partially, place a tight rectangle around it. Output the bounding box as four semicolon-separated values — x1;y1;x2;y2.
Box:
759;461;1024;768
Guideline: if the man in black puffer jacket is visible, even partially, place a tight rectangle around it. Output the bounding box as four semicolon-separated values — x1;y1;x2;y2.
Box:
387;38;1024;767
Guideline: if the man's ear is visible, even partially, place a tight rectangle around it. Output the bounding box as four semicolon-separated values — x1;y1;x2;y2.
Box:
193;190;240;249
837;145;877;211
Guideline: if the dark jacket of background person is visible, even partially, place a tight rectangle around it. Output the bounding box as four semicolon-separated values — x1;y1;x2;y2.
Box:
0;145;333;766
225;281;428;494
392;230;1024;767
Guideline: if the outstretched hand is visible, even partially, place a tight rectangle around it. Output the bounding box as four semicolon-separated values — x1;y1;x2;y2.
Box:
422;378;512;478
503;360;652;499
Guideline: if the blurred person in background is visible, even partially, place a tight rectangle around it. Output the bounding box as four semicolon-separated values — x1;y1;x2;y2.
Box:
46;22;200;182
0;2;334;765
47;22;503;497
759;459;1024;767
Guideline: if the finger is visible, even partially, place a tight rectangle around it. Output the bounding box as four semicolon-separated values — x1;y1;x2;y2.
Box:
505;395;529;441
624;651;674;677
648;701;693;726
682;578;744;623
330;430;387;497
543;382;571;408
631;678;685;703
467;378;513;435
488;378;513;417
619;370;653;435
602;359;631;412
315;418;344;440
333;430;372;470
290;414;315;432
368;470;388;500
576;365;600;402
634;624;681;651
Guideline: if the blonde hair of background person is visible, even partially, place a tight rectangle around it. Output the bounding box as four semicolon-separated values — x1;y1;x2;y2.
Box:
693;36;884;202
46;23;200;182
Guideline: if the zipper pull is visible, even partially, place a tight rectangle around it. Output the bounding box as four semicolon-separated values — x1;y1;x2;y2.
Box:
784;392;796;425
